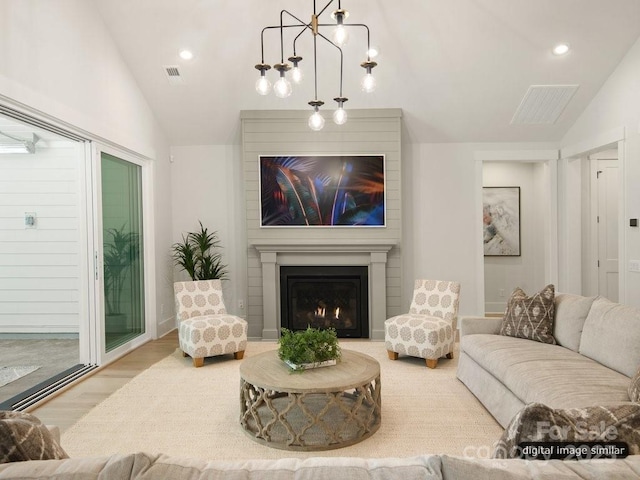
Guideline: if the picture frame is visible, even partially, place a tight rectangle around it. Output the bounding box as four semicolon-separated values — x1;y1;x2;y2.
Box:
482;186;521;256
259;155;386;227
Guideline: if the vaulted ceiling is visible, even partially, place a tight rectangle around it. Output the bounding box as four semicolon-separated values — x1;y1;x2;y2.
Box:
94;0;640;145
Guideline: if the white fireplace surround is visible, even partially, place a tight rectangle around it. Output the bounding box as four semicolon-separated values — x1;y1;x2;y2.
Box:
252;240;397;340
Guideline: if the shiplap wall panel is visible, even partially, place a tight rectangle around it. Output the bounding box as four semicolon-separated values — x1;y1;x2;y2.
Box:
242;109;402;338
0;145;81;334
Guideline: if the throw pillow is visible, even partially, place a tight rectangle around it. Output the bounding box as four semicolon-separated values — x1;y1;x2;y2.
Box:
499;284;556;344
494;402;640;459
0;411;68;463
630;366;640;403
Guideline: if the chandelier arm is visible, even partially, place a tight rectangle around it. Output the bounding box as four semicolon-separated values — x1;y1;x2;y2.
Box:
316;22;373;60
316;32;344;98
313;34;319;100
292;25;308;56
279;10;313;62
280;10;315;59
316;0;338;18
260;23;314;61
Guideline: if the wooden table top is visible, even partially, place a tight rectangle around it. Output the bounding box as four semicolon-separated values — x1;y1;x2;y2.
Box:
240;349;380;393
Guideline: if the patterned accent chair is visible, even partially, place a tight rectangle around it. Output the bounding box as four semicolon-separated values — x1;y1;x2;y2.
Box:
174;279;248;367
384;279;460;368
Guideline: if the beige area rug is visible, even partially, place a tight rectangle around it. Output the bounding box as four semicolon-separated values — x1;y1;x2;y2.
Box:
62;341;503;461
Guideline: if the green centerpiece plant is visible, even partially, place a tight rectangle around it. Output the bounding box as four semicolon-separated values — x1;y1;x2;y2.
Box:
278;326;341;372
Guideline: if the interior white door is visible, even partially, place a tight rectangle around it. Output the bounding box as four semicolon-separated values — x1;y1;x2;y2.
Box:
596;158;619;302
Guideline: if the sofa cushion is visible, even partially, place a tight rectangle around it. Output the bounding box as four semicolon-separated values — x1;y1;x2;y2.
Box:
500;284;556;344
580;297;640;377
461;334;631;409
135;454;444;480
442;454;640;480
630;367;640;403
0;411;68;463
494;402;640;459
0;452;153;479
553;293;597;352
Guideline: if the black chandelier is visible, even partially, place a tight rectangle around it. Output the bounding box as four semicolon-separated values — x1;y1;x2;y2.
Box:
255;0;378;131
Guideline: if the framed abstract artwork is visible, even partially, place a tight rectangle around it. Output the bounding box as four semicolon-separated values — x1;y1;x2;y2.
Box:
259;155;386;227
483;186;521;256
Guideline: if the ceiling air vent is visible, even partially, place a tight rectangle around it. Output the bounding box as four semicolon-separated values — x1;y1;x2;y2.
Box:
511;85;579;125
163;65;185;86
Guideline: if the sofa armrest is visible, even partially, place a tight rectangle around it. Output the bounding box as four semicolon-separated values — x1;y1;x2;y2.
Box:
459;316;502;337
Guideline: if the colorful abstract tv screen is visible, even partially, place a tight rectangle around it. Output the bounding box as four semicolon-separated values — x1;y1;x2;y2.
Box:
259;155;386;227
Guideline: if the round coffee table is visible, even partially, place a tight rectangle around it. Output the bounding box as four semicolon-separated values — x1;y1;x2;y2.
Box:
239;349;381;451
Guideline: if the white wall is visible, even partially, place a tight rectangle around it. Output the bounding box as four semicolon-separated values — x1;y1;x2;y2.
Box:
401;143;558;318
0;0;174;336
561;36;640;307
169;144;245;322
482;162;547;313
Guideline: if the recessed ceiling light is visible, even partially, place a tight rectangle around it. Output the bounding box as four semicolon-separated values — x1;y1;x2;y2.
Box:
552;43;570;56
179;49;194;60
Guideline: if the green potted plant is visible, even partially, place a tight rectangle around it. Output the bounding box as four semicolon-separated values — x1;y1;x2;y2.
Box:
172;221;228;280
278;326;341;371
103;225;140;330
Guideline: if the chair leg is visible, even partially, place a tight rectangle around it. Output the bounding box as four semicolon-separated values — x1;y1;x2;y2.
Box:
387;350;399;360
426;358;438;369
446;352;454;359
193;357;204;368
234;350;245;360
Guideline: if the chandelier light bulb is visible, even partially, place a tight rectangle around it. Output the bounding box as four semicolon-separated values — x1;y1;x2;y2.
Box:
255;75;271;96
361;72;376;93
274;73;292;98
309;109;325;131
333;107;347;125
332;25;349;47
291;66;303;84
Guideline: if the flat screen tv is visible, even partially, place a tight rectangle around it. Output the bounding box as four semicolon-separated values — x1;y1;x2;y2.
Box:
259;155;386;227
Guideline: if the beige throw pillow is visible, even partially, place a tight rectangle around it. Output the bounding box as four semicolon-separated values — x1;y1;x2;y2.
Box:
630;367;640;403
499;284;556;344
0;411;68;463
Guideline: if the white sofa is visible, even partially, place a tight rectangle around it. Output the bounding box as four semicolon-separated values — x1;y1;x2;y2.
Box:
1;451;640;479
457;293;640;428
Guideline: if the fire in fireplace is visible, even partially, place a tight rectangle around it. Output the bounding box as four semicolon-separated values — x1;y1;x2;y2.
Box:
280;265;369;338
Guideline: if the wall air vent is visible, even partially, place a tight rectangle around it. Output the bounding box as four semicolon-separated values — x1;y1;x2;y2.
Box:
511;85;579;125
163;65;185;86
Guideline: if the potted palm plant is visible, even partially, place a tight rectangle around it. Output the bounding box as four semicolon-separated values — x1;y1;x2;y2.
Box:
278;326;341;372
103;225;140;330
172;221;228;280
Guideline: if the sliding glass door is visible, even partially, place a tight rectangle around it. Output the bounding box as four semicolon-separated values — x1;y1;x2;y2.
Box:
94;147;150;362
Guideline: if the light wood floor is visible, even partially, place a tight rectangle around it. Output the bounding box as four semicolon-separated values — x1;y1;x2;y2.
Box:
28;330;179;433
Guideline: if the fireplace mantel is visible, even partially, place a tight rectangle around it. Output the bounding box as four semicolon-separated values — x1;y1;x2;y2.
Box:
252;239;397;254
251;240;398;340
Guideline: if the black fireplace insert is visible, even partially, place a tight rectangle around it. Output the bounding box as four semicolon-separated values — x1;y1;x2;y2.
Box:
280;265;369;338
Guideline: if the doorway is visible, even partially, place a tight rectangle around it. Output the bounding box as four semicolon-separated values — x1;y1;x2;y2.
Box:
0;112;91;410
482;161;551;314
586;149;619;301
93;145;152;365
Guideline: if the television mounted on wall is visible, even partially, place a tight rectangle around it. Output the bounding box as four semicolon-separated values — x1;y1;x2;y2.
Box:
259;155;386;227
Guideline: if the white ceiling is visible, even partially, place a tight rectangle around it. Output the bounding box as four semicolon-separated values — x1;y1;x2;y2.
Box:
93;0;640;145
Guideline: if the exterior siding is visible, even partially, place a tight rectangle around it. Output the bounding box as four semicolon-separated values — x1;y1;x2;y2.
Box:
0;144;83;334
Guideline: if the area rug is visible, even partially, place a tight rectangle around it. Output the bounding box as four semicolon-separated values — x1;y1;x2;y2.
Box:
61;341;503;460
0;366;40;388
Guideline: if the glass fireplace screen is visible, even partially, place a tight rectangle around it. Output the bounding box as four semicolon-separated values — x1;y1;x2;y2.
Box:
280;266;368;338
